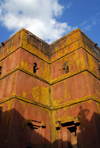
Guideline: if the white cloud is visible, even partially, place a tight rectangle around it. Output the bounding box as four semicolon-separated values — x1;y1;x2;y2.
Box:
66;2;72;9
83;25;92;31
92;13;100;25
0;0;75;43
80;21;87;26
79;20;92;31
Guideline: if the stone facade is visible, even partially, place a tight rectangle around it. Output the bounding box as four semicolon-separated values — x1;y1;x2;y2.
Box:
0;28;100;148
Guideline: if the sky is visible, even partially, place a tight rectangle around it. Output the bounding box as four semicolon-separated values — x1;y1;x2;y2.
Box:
0;0;100;46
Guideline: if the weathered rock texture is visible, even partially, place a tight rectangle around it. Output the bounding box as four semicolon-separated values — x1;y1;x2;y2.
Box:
0;28;100;148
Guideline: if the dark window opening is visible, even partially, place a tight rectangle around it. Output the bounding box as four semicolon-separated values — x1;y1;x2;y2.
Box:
0;66;2;74
98;63;100;71
62;121;74;127
63;62;69;74
33;63;38;74
63;66;69;74
68;125;76;133
67;126;78;148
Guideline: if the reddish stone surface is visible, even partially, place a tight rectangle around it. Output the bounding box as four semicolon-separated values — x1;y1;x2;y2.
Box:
0;28;100;148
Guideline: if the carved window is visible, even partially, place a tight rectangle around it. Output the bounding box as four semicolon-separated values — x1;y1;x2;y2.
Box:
0;66;2;75
63;62;69;74
55;117;80;148
33;63;38;74
98;63;100;71
27;119;46;148
68;126;78;148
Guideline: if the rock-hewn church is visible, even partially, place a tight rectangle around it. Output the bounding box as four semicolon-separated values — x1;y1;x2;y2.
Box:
0;28;100;148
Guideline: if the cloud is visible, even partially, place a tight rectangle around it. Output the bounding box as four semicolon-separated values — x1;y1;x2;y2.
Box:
0;0;75;43
79;12;100;32
92;13;100;25
80;20;92;31
66;2;72;9
83;25;92;31
80;21;87;26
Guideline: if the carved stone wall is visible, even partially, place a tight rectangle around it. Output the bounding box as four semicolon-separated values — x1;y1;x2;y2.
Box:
0;28;100;148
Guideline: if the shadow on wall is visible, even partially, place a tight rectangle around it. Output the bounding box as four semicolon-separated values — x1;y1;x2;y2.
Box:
52;105;100;148
0;108;50;148
53;139;78;148
0;106;100;148
77;106;100;148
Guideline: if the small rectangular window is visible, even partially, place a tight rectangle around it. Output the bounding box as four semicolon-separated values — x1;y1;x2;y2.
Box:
0;66;2;75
